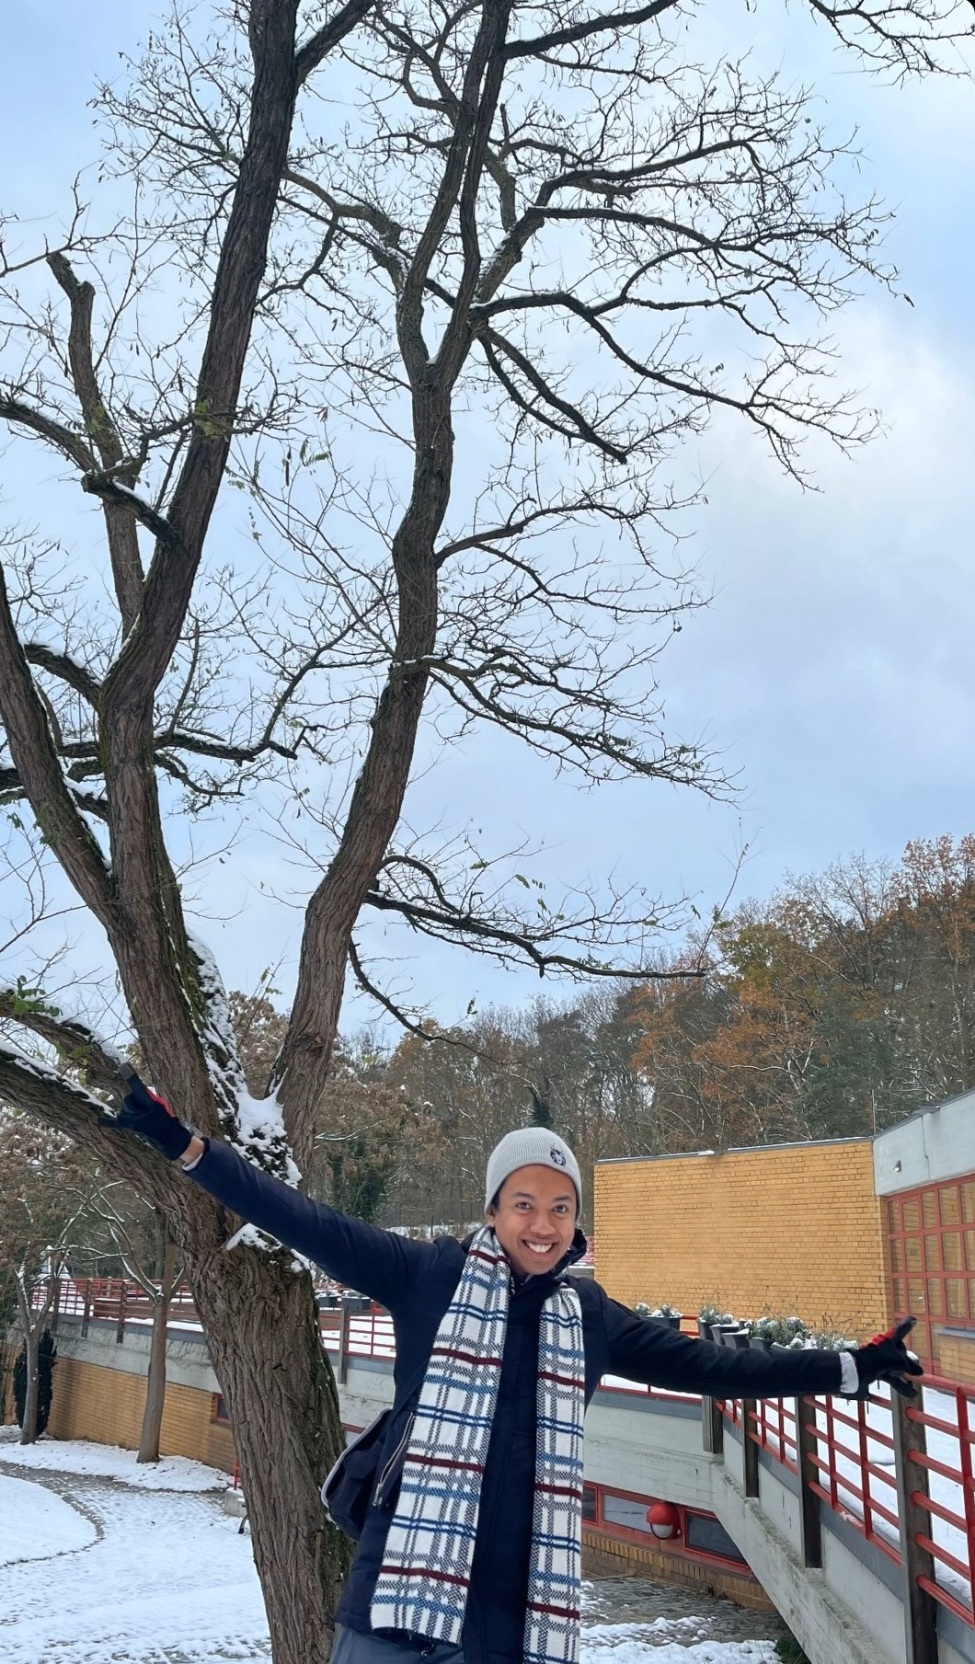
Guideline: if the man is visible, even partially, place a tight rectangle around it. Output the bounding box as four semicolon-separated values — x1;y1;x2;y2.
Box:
111;1081;920;1664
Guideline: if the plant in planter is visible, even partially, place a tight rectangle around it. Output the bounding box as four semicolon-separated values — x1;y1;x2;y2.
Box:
698;1304;735;1343
749;1315;810;1349
634;1301;683;1329
806;1326;858;1350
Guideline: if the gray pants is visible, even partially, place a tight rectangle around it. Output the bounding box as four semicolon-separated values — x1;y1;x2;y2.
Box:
332;1628;464;1664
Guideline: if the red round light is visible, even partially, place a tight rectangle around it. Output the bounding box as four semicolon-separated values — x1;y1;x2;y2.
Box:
646;1500;681;1539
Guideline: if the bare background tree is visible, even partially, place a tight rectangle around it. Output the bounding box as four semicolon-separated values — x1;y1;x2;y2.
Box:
0;0;969;1659
83;1186;183;1463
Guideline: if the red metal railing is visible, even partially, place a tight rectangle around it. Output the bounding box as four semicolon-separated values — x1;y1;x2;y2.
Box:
734;1373;975;1623
801;1391;900;1565
748;1395;798;1475
903;1376;975;1627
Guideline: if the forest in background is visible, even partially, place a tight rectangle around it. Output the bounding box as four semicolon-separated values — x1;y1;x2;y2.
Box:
233;832;975;1232
5;828;974;1297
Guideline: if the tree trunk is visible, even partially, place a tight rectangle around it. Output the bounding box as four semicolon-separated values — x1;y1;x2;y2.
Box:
20;1322;40;1445
138;1230;178;1463
192;1242;351;1664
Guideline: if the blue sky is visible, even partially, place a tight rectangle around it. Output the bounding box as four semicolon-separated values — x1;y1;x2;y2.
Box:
2;3;974;1034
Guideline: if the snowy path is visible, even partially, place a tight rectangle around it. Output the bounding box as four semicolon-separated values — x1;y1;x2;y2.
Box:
0;1437;777;1664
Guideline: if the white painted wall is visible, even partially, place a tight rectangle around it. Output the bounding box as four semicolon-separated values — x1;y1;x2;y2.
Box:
874;1090;975;1196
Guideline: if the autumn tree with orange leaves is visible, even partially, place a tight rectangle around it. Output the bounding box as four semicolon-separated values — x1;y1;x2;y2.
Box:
629;837;975;1152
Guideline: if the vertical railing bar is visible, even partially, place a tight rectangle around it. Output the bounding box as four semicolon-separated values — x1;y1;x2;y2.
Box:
892;1388;939;1664
825;1395;838;1514
955;1387;975;1621
797;1395;823;1569
337;1300;350;1385
858;1395;874;1543
743;1398;760;1499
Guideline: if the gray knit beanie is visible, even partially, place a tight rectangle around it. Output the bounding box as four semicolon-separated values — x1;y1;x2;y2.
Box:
484;1128;582;1215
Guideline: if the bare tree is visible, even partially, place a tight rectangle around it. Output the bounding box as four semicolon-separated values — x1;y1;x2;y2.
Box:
85;1186;183;1463
0;0;968;1659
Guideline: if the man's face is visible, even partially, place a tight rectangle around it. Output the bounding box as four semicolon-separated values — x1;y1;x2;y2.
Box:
487;1164;578;1277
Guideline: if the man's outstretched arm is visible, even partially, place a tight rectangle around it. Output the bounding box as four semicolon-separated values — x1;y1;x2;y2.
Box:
604;1298;922;1400
103;1075;434;1310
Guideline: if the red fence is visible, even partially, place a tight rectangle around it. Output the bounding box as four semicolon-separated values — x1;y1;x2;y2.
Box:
729;1372;975;1628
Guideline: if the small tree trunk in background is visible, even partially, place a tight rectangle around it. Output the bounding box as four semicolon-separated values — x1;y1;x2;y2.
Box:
20;1322;40;1444
14;1276;52;1446
138;1221;177;1463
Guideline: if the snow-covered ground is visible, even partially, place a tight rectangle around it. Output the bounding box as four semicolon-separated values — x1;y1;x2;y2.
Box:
0;1432;777;1664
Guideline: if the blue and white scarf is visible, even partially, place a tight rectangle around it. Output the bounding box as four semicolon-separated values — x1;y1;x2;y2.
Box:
370;1226;586;1664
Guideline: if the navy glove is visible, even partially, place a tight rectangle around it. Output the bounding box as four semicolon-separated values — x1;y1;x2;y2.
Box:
101;1073;194;1161
852;1317;923;1399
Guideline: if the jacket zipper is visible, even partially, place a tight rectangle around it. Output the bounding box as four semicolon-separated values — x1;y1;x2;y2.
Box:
373;1411;416;1508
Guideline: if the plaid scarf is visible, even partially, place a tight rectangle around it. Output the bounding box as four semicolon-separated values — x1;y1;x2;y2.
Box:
370;1226;585;1664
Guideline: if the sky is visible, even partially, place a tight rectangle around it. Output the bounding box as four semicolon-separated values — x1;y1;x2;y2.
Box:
1;2;974;1038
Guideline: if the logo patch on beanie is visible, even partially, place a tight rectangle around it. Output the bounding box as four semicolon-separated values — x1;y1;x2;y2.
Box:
550;1147;566;1167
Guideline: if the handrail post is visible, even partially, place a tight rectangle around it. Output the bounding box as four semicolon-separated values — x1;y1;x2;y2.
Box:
702;1394;724;1456
796;1395;823;1569
891;1388;939;1664
337;1300;350;1385
49;1276;62;1337
742;1399;760;1498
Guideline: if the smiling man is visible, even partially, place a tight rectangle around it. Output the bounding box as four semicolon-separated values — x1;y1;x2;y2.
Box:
109;1088;921;1664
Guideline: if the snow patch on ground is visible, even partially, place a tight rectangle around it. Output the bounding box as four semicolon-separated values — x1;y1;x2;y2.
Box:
0;1427;225;1490
584;1634;776;1664
0;1473;97;1565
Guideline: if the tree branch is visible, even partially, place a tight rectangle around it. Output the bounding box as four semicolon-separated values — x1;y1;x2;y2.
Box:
504;0;678;58
0;1041;180;1215
294;0;376;85
48;253;145;634
0;565;114;929
0;991;128;1098
24;643;102;706
0;395;96;473
363;884;700;980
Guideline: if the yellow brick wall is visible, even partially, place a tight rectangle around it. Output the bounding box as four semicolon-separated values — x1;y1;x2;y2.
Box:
46;1357;236;1473
595;1140;890;1340
935;1330;975;1387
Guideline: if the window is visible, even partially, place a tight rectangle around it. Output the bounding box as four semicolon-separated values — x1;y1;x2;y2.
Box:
212;1394;230;1426
588;1485;751;1572
684;1513;746;1564
884;1174;975;1371
600;1492;654;1536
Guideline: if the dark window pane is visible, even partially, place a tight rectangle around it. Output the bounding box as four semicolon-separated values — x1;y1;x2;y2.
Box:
685;1512;747;1563
583;1484;597;1522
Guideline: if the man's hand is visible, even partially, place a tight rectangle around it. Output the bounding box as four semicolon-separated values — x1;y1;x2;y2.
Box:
101;1073;195;1162
852;1317;924;1400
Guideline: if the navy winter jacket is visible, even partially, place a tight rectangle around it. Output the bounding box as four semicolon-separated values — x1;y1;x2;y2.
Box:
189;1140;844;1664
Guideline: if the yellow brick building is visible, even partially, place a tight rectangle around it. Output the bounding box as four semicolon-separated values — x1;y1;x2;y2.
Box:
43;1354;235;1471
594;1138;891;1341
